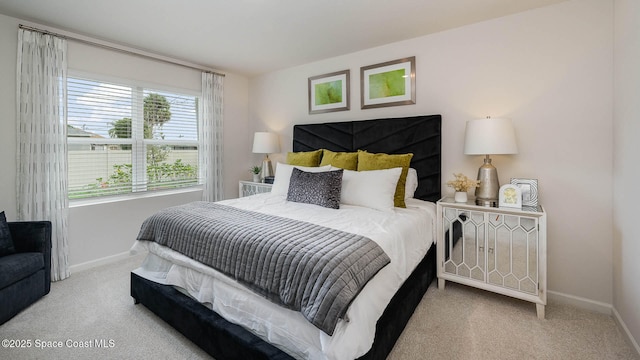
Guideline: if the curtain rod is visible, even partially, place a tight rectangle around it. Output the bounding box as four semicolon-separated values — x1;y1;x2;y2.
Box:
19;24;225;77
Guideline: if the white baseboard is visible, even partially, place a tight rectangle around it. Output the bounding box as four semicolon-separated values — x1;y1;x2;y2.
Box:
69;251;134;273
547;290;613;315
548;290;640;356
613;307;640;356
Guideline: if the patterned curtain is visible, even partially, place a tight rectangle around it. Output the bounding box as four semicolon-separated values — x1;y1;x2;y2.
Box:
199;72;224;202
16;28;70;281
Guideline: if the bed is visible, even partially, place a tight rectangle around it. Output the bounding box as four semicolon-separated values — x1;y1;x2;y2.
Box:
130;114;442;359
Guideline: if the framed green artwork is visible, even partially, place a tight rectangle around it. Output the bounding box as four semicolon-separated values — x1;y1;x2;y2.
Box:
308;70;350;114
360;56;415;109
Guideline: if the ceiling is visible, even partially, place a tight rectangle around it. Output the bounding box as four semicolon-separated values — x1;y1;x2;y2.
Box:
0;0;566;77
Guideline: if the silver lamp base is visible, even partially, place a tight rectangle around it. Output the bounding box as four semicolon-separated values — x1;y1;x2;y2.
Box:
474;155;499;207
261;155;274;181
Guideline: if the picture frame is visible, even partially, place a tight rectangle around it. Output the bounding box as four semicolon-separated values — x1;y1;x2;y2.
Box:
360;56;415;109
308;70;350;114
510;178;539;207
499;184;522;209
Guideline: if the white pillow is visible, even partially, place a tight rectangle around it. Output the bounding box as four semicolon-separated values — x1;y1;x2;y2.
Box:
405;168;418;199
341;168;402;211
271;163;332;196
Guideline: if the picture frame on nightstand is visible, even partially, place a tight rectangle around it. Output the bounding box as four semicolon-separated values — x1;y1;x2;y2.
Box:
511;178;539;207
499;184;522;209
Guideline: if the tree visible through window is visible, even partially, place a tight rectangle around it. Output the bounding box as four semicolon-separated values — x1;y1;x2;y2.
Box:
67;76;200;199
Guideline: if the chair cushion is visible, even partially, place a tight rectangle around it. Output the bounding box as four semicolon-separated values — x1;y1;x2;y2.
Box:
0;211;15;256
0;253;44;289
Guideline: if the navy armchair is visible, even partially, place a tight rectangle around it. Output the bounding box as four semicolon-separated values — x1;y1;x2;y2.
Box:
0;221;51;325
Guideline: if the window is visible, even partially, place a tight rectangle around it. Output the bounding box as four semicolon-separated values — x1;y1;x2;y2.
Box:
67;75;200;199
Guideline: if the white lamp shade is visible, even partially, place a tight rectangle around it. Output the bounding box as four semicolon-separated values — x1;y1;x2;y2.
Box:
464;118;518;155
252;132;280;154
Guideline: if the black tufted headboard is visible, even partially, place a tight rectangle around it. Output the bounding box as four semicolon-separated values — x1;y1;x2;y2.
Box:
292;115;441;203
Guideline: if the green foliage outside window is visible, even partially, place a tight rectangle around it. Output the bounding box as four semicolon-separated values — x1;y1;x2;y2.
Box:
70;93;197;199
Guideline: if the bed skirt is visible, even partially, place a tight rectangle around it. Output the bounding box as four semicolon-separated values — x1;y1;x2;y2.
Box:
130;244;437;359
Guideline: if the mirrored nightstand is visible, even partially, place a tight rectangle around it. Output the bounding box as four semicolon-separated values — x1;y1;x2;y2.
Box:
436;197;547;318
239;181;272;197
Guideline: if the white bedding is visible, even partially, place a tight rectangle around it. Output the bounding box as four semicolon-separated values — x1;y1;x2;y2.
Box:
131;193;436;360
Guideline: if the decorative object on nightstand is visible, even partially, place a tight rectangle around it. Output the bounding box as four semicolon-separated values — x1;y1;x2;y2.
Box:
446;173;480;203
498;184;522;209
511;178;539;207
249;166;262;183
464;117;518;207
252;132;280;181
436;198;547;319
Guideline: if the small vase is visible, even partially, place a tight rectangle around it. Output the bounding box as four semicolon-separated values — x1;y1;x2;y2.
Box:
252;174;261;183
454;191;468;203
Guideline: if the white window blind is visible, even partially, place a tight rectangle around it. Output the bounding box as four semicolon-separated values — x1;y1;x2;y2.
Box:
67;76;200;199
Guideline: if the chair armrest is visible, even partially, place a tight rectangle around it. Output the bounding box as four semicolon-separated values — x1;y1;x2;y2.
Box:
8;221;52;290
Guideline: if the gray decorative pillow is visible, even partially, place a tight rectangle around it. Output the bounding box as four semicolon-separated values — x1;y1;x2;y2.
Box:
0;211;16;256
287;168;343;209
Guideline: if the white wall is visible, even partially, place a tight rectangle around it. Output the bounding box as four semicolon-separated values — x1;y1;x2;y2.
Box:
250;0;614;304
613;0;640;351
0;13;250;269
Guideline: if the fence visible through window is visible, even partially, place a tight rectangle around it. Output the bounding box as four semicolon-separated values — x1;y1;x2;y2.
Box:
67;76;200;199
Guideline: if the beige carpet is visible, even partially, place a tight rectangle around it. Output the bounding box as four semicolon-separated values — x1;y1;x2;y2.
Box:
389;283;638;360
0;254;638;360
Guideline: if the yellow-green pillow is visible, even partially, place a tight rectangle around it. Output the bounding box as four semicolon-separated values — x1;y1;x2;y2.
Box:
319;149;358;170
357;150;413;208
286;149;323;167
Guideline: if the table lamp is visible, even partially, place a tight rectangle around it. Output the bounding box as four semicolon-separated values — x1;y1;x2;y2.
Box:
252;132;280;181
463;117;518;206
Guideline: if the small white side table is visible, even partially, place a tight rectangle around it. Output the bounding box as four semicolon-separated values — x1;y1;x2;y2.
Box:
238;181;272;197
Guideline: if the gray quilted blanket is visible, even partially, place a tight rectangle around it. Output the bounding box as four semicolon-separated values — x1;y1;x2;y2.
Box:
136;201;390;335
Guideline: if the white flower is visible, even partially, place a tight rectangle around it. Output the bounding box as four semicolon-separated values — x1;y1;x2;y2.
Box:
446;173;480;192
